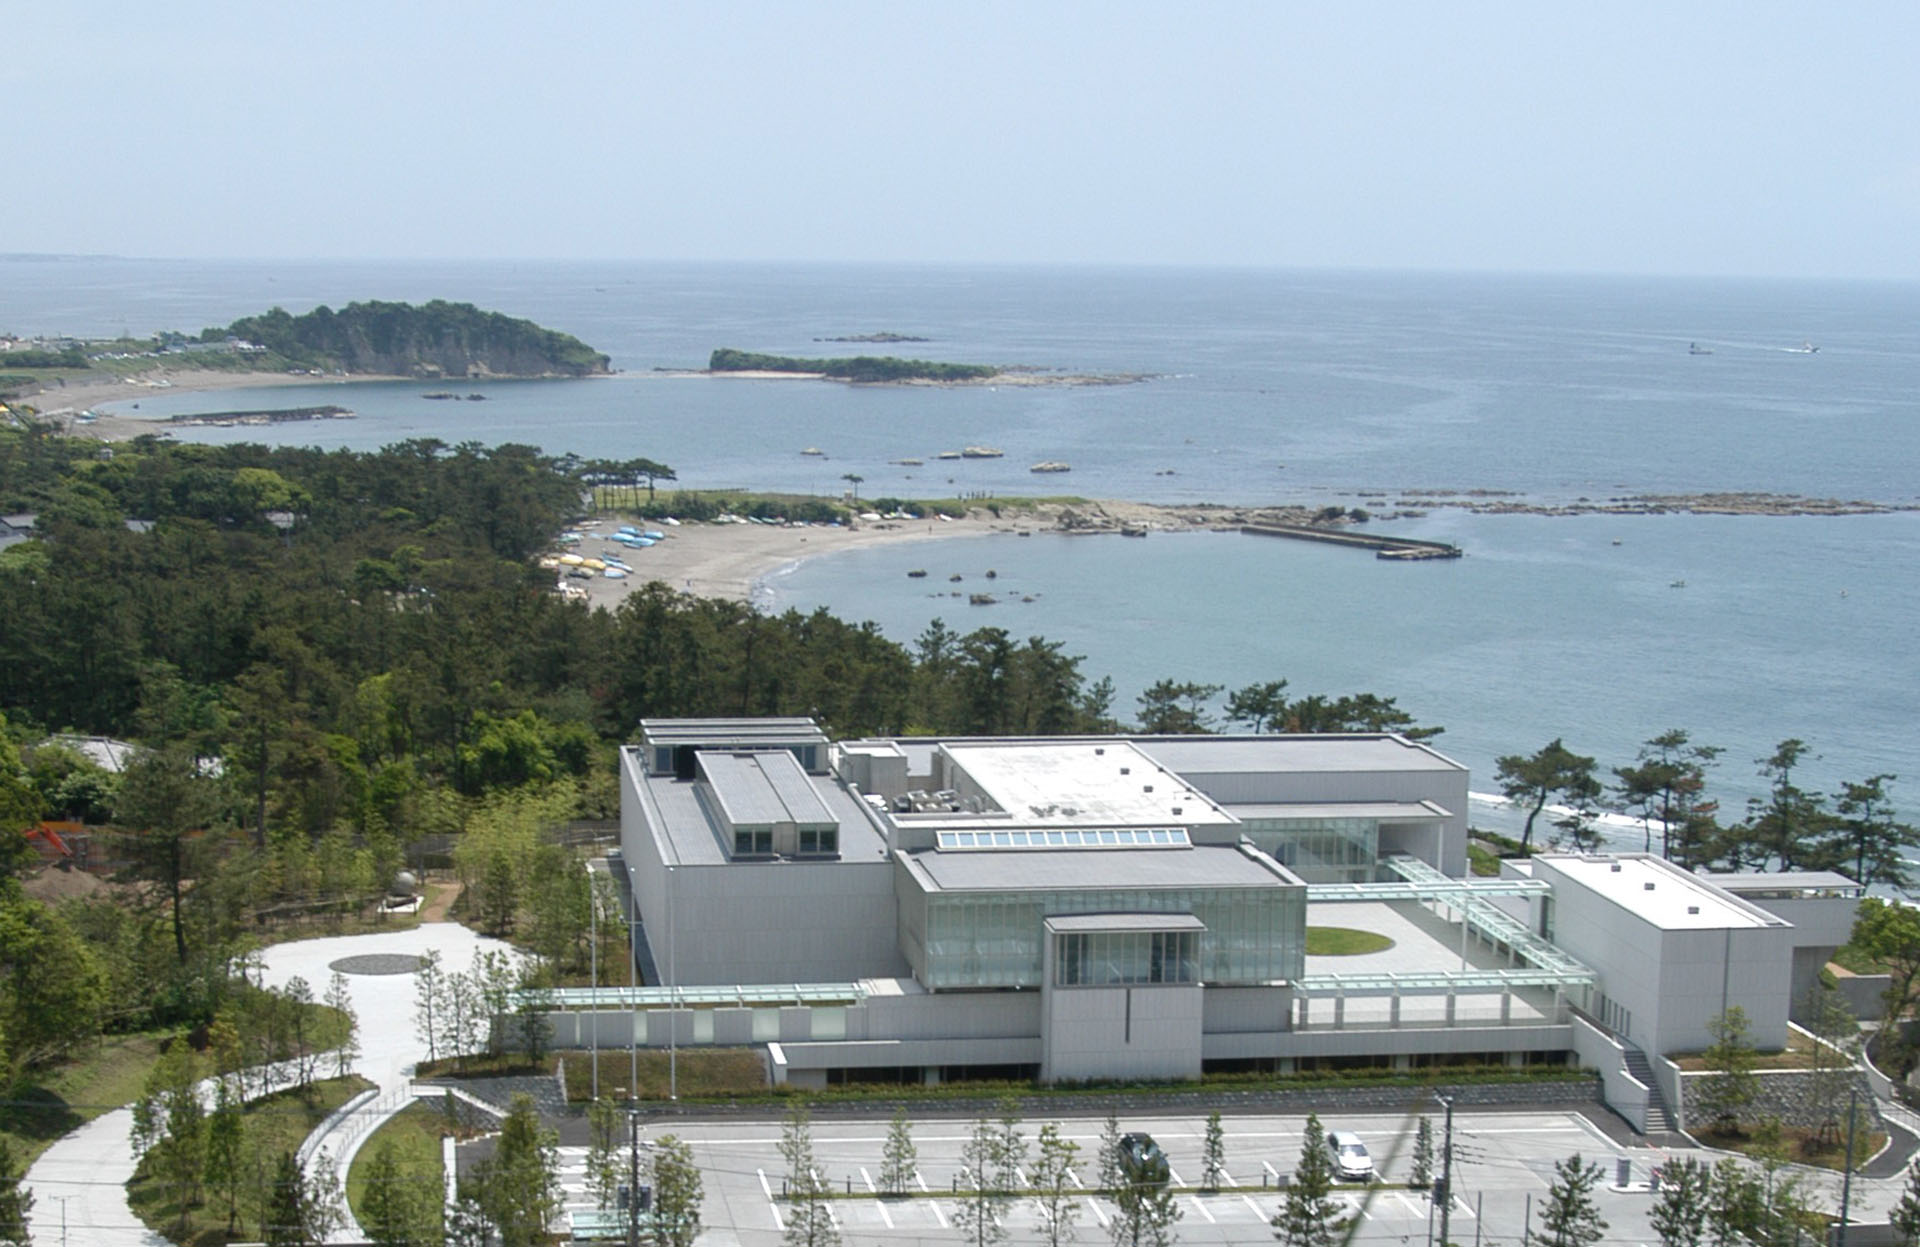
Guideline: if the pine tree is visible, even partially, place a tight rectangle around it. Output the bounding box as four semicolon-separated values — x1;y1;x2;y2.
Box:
648;1134;703;1247
1891;1162;1920;1247
1033;1121;1082;1247
0;1139;32;1247
1651;1157;1712;1247
1411;1116;1435;1189
1202;1110;1227;1191
324;969;360;1079
1112;1167;1181;1247
1541;1154;1608;1247
880;1107;918;1197
1098;1113;1123;1194
413;949;443;1064
1699;1007;1759;1132
470;1093;560;1247
780;1100;839;1247
205;1078;246;1235
262;1150;342;1246
361;1139;435;1247
586;1096;624;1210
955;1115;1010;1247
994;1095;1026;1194
1274;1113;1340;1247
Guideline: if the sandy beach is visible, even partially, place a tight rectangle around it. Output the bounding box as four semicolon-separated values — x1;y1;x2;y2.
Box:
571;513;1014;605
561;499;1235;606
12;368;408;438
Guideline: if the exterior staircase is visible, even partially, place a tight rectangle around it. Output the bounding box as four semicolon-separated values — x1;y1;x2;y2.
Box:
1622;1046;1679;1134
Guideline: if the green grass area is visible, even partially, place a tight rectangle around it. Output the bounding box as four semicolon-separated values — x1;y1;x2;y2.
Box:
1305;926;1395;956
346;1101;459;1230
1696;1124;1887;1171
559;1047;1590;1105
1467;845;1502;877
564;1048;769;1102
0;1032;169;1167
127;1073;373;1246
1830;942;1888;976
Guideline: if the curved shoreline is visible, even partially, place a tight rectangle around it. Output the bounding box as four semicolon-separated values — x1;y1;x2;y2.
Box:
563;493;1917;609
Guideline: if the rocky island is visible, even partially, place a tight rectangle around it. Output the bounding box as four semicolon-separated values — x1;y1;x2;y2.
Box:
216;300;610;378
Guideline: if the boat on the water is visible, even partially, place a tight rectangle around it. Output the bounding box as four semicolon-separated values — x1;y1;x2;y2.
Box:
961;445;1004;458
1688;342;1714;355
1786;341;1819;354
1029;460;1071;473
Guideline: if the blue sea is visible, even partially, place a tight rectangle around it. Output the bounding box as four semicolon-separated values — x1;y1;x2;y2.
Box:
5;257;1916;830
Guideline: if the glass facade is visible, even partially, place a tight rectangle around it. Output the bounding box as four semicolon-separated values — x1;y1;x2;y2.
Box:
1055;930;1199;986
1242;817;1380;883
920;886;1304;989
937;828;1191;850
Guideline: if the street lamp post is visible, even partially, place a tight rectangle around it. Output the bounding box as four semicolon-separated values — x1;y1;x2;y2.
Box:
667;863;677;1102
1435;1093;1456;1247
587;860;599;1101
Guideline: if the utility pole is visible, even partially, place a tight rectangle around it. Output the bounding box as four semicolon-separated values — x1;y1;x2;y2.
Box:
1839;1087;1860;1247
1436;1093;1456;1247
588;859;599;1101
668;863;678;1102
628;1108;641;1247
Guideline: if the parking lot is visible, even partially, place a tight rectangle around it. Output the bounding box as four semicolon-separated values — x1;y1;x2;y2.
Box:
610;1107;1680;1246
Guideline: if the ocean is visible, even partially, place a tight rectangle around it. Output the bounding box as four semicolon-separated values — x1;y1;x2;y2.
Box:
5;256;1916;830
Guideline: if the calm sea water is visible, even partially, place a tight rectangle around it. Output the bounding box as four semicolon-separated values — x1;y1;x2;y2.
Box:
5;257;1916;826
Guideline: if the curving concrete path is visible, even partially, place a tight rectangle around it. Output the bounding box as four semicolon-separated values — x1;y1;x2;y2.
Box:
23;923;514;1246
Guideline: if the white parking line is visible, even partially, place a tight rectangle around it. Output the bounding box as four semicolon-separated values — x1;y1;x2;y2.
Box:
1188;1194;1217;1223
1168;1163;1187;1187
859;1167;894;1229
1244;1195;1270;1222
757;1168;784;1231
1085;1196;1109;1227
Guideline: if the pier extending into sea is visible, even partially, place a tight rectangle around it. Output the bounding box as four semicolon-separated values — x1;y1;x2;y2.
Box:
1241;522;1463;561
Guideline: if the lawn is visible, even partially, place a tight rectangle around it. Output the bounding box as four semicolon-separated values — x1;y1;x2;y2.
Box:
0;1032;169;1167
347;1101;461;1231
1696;1123;1888;1171
1306;926;1394;956
563;1047;769;1102
126;1074;373;1247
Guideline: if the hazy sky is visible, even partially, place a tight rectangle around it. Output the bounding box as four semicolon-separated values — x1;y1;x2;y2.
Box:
12;2;1918;278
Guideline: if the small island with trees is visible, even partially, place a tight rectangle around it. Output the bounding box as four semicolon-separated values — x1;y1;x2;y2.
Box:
0;300;610;401
704;347;1148;386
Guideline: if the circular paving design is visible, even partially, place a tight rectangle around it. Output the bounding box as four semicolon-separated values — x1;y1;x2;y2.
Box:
328;953;427;976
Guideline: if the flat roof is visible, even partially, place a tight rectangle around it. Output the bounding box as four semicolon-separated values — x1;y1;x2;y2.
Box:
901;843;1295;893
641;718;828;745
637;765;890;866
1045;913;1208;933
936;740;1238;828
1229;800;1452;822
1539;854;1781;930
699;751;837;829
1136;735;1465;776
1702;870;1863;894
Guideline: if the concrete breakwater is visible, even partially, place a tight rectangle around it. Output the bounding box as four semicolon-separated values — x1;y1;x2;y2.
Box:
168;404;354;427
1241;522;1463;560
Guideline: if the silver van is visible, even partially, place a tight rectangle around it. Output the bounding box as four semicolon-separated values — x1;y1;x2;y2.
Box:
1326;1131;1373;1182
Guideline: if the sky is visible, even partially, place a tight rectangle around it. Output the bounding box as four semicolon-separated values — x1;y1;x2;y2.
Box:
10;1;1920;279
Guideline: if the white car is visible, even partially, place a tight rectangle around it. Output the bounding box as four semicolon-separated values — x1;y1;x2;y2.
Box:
1326;1131;1373;1182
